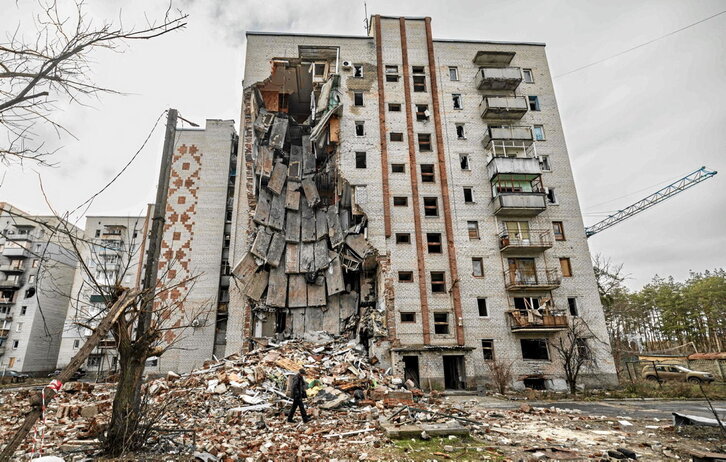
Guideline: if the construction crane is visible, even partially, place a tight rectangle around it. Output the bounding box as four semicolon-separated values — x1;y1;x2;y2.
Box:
585;166;718;237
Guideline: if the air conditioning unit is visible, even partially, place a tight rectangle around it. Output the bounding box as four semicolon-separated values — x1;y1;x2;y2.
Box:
341;61;352;70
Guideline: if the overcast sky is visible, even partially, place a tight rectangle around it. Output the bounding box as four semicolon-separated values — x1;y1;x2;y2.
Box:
1;0;724;289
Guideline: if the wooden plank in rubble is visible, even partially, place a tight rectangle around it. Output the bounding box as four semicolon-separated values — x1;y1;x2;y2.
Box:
302;135;315;175
288;274;308;308
253;188;272;226
327;206;344;248
300;200;316;243
285;243;300;273
288;145;302;182
268;117;288;150
267;160;287;195
268;186;286;231
345;233;370;259
307;275;327;307
267;232;286;267
251;227;273;259
315;207;328;238
325;254;345;296
275;357;303;372
285;182;301;210
285;210;301;242
300;242;315;273
265;263;288;308
232;251;260;288
259;145;274;179
302;177;321;208
314;239;330;272
245;270;270;301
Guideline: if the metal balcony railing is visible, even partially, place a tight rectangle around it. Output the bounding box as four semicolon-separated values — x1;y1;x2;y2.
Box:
503;268;561;290
499;229;554;253
506;309;568;332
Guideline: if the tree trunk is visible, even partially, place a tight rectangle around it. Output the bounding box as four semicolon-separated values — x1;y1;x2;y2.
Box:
104;341;146;455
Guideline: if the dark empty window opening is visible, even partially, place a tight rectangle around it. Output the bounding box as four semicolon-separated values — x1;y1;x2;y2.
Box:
521;339;549;360
393;196;408;207
353;64;363;77
431;271;446;293
426;233;442;254
390;132;403;142
418;133;432;152
477;298;488;317
395;233;411;244
433;312;449;334
275;311;287;333
354;92;364;106
421;164;435;183
568;297;579;316
391;163;406;173
514;297;540;311
355;121;365;136
576;338;591;359
482;339;494;359
423;197;438;217
416;104;429;121
412;66;425;74
355;152;367;169
463;187;474;203
313;63;327;78
523;377;546;390
385;65;399;82
528;95;540;111
455;124;465;139
400;312;416;323
388;103;401;112
413;76;426;92
460;154;470;170
279;93;289;109
452;94;463;109
398;271;414;283
547;188;557;204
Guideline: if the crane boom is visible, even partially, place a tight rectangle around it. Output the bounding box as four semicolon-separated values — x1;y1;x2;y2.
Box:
585;166;717;237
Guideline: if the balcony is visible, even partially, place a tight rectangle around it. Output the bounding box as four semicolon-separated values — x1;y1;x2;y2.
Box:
0;265;25;274
493;193;547;217
499;229;553;255
479;96;528;120
476;67;522;91
0;279;23;289
473;50;515;67
507;310;568;332
483;126;533;147
0;329;9;339
504;268;561;291
487;156;541;180
2;247;30;258
0;313;12;322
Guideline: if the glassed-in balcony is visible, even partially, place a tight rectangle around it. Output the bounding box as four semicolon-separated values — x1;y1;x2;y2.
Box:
479;96;528;120
490;172;547;216
476;67;522;91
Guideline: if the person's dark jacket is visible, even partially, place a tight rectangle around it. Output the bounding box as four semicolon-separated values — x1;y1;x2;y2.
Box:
292;373;306;400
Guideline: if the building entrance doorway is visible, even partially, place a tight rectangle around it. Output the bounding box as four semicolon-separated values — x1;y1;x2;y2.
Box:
443;355;465;390
402;356;420;387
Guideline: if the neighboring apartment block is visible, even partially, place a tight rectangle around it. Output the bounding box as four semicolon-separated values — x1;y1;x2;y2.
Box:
56;214;152;376
226;15;617;391
0;203;78;374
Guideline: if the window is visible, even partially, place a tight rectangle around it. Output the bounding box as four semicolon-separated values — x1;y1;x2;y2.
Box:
12;340;19;349
28;275;35;284
146;357;159;367
313;63;327;79
568;297;579;316
522;68;534;83
539;155;551;171
418;133;432;152
455;124;465;139
398;271;414;283
521;339;549;360
528;96;540;111
412;66;426;92
388;103;401;112
560;258;572;277
390;132;403;142
426;233;442;254
355;121;365;136
353;64;363;77
20;306;27;315
32;259;39;268
552;221;565;241
395;233;411;244
420;164;435;183
416;104;429;121
533;125;545;141
460;154;470;170
546;187;557;204
463;187;474;203
452;94;462;109
355;152;367;169
472;258;484;277
400;312;416;323
467;221;479;239
73;339;80;349
430;271;446;293
477;299;488;317
576;338;591;359
481;339;494;359
448;66;459;81
94;229;100;238
433;312;449;334
353;92;364;106
423;197;438;217
391;163;406;173
393;196;408;207
385;65;399;82
16;322;23;332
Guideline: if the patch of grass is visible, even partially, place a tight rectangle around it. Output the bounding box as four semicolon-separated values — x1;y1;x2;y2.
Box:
388;436;504;461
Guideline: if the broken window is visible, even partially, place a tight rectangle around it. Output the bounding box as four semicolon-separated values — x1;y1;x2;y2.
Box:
388;103;401;112
477;298;488;317
398;271;414;282
87;354;103;368
395;233;411;244
463;187;474;203
355;121;365;136
553;221;565;241
482;339;494;359
568;297;579;316
423;197;438;217
452;94;462;109
455;124;465;139
521;339;549;360
467;221;479;239
430;271;446;293
576;338;590;359
523;68;534;83
546;187;557;204
433;312;449;334
514;297;540;312
353;64;363;77
533;125;545;141
418;133;432;152
528;95;540;111
400;312;416;323
416;104;429;121
539;155;551;171
391;163;405;173
393;196;408;207
560;257;572;277
420;164;435;183
523;377;546;390
449;66;459;81
385;65;399;82
460;154;470;170
426;233;442;254
472;258;484;277
355;152;367;169
354;92;364;106
390;132;403;142
412;67;426;92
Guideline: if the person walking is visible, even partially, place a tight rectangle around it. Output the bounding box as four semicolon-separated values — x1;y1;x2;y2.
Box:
287;368;310;423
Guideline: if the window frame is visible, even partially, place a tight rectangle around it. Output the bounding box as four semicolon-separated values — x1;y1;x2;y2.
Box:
353;64;363;78
388;103;402;112
426;233;442;254
355;151;367;169
400;312;416;323
416;104;429;121
522;68;534;83
417;133;432;152
355;121;365;137
533;125;545;141
460;154;470;170
452;93;463;110
455;123;466;139
385;65;400;82
420;164;435;183
395;233;411;244
430;271;446;294
391;163;406;173
398;271;414;283
353;92;364;106
467;221;480;240
477;298;488;317
528;95;540;111
393;196;408;207
448;66;459;81
559;257;573;277
481;339;494;360
539;155;551;172
568;297;579;316
521;338;550;361
463;187;474;203
390;132;404;142
472;257;484;278
552;221;566;241
423;197;439;217
433;312;450;334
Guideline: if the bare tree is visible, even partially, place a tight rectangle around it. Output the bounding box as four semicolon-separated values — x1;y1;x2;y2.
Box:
484;358;514;395
0;0;187;165
550;318;599;394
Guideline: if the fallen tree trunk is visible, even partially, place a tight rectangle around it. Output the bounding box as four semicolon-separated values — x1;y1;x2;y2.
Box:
0;290;137;462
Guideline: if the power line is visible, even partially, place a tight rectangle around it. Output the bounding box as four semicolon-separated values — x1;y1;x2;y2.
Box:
555;8;726;79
